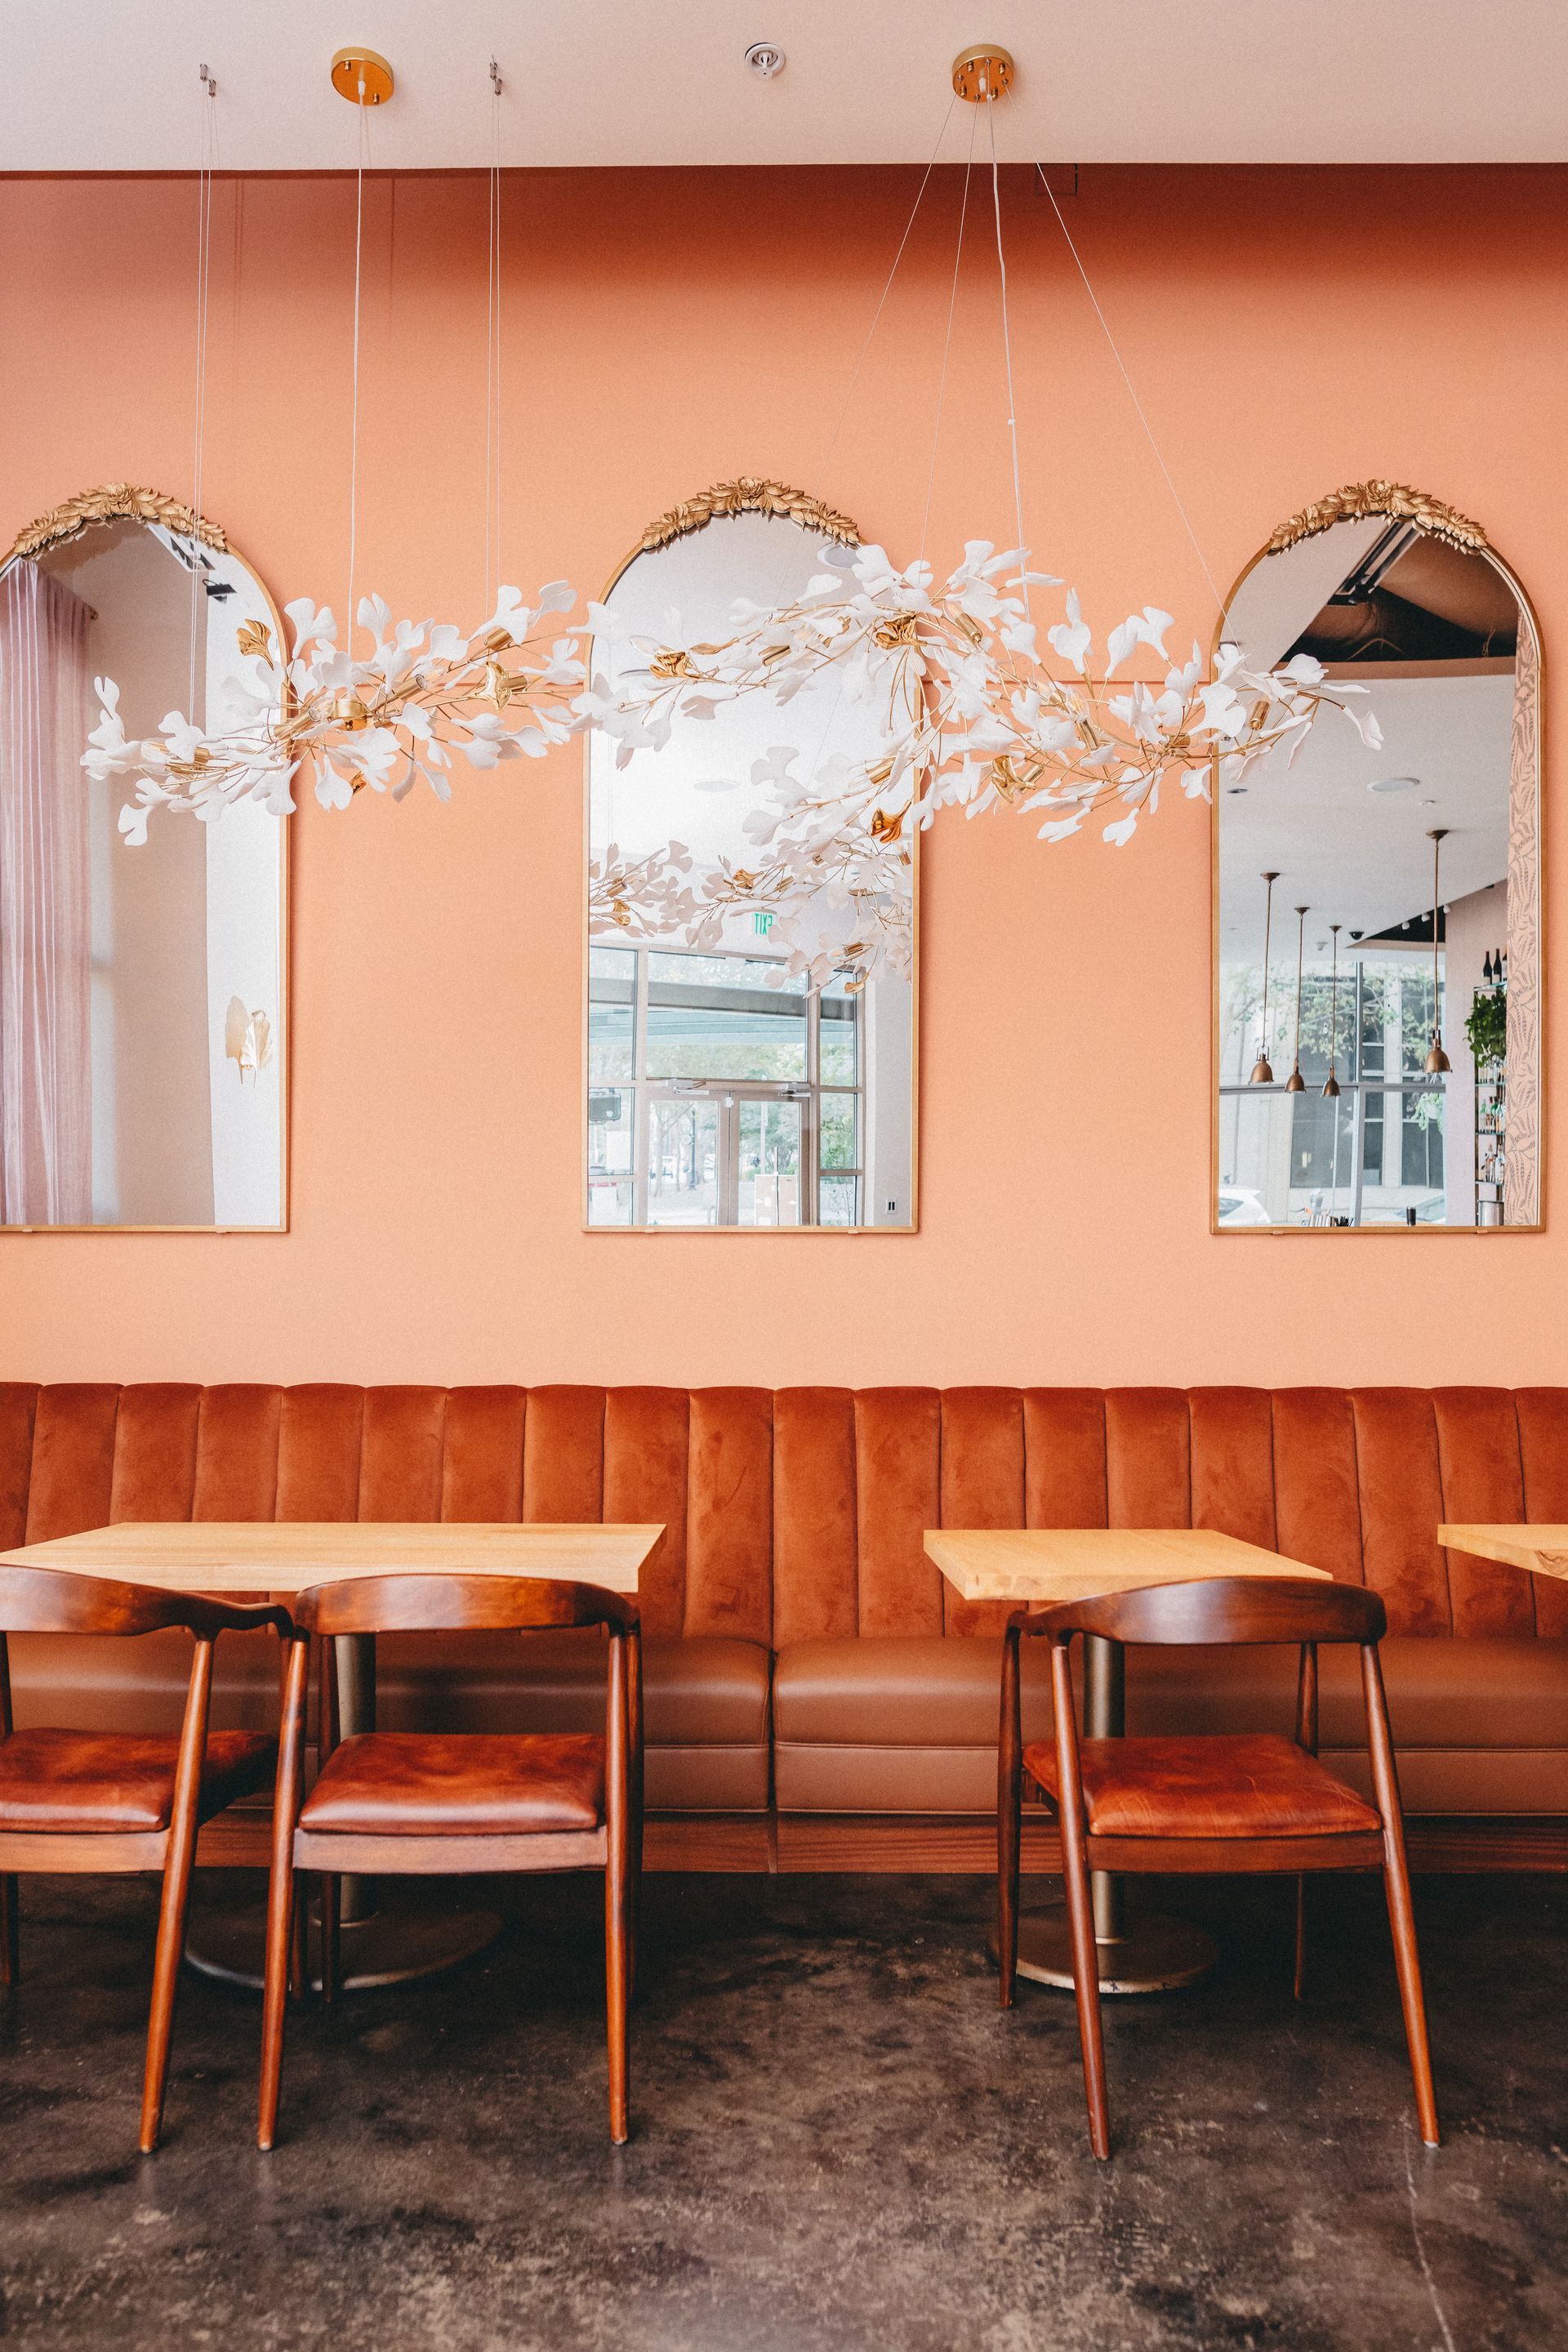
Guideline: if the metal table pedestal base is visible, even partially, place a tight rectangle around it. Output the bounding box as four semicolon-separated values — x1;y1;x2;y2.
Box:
997;1631;1217;1995
185;1900;500;1994
997;1903;1216;1995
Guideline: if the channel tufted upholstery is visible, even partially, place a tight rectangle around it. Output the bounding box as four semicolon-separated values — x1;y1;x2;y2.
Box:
2;1383;1565;1829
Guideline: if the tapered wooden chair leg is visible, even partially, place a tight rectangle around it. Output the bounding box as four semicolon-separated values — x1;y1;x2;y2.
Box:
140;1835;197;2154
260;1636;310;2153
258;1862;295;2150
1048;1641;1109;2157
605;1628;631;2145
1383;1858;1440;2148
139;1637;214;2154
1362;1645;1439;2148
320;1874;340;2005
1061;1826;1110;2159
1;1873;18;1986
606;1872;630;2146
1293;1876;1307;2001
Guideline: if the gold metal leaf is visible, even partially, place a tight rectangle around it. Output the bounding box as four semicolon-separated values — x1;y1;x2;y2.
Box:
1263;481;1490;559
2;483;229;570
236;620;273;661
636;479;861;555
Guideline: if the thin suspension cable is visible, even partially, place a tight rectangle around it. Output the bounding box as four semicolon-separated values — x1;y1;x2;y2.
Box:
188;70;217;715
756;91;956;620
345;83;370;654
484;66;503;616
920;108;977;564
1031;159;1222;605
985;97;1029;621
817;91;958;477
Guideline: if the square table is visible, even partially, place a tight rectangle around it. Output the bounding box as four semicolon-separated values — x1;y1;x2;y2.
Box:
1437;1525;1568;1583
926;1527;1330;1995
0;1521;664;1990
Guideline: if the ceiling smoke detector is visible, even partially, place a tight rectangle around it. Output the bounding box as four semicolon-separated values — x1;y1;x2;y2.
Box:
1366;774;1419;793
745;41;785;80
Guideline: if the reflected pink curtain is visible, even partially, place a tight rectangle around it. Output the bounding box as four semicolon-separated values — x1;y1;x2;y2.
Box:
0;559;93;1223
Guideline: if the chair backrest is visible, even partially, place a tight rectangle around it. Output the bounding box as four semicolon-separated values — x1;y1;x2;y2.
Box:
292;1573;638;1639
1033;1575;1387;1648
0;1563;283;1640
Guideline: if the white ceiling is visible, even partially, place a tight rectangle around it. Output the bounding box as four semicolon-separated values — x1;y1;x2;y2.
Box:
4;2;1566;173
1218;675;1515;963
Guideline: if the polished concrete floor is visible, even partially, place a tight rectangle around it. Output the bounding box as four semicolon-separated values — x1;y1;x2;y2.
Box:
1;1869;1564;2352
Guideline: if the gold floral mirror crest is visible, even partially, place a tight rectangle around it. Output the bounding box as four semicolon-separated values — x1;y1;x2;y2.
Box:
0;485;290;1232
584;479;919;1233
1213;482;1541;1233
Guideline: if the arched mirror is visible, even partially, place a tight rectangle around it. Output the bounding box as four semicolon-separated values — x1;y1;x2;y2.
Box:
0;487;287;1230
586;481;917;1231
1214;484;1539;1232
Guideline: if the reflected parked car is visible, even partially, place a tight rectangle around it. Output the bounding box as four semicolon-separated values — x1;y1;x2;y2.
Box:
1217;1186;1273;1226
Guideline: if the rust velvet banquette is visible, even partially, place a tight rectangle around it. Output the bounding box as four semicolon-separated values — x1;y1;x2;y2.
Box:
3;1381;1565;1871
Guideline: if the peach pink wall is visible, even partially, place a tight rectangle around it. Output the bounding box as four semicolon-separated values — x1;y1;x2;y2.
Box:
2;163;1565;1388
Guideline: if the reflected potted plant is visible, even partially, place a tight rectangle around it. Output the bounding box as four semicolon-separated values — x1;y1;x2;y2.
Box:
1464;990;1508;1070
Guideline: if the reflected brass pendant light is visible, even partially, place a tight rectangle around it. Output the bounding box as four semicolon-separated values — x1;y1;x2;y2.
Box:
1285;905;1308;1092
1323;924;1342;1098
1250;870;1280;1085
1424;827;1453;1074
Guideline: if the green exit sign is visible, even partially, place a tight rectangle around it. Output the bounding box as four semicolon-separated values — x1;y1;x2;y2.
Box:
752;911;774;936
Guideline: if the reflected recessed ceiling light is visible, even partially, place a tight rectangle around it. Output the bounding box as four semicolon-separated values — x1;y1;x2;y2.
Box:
745;41;786;78
1226;785;1247;795
1367;775;1419;793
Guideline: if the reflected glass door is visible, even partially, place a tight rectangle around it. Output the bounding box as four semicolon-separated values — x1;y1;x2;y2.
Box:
737;1098;803;1226
646;1095;720;1227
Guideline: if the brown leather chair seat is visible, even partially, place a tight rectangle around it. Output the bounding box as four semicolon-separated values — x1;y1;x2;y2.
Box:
1022;1732;1381;1839
0;1726;276;1833
298;1731;605;1837
1125;1637;1568;1815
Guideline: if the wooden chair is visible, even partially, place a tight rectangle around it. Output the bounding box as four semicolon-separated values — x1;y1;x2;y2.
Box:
0;1564;288;2153
997;1576;1439;2160
258;1573;643;2151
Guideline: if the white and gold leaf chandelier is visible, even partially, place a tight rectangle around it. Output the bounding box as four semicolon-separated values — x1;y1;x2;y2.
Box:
94;40;1379;1000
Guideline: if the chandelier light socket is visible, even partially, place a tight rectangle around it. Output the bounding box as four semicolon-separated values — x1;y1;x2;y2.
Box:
331;47;395;106
952;45;1015;102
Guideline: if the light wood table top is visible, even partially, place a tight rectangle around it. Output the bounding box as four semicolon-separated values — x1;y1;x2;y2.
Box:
0;1521;662;1596
924;1526;1330;1605
1439;1525;1568;1584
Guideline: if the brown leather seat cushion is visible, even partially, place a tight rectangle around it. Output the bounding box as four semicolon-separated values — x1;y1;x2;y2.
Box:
773;1634;1568;1815
375;1631;768;1744
0;1726;276;1834
1023;1734;1382;1839
298;1731;604;1837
